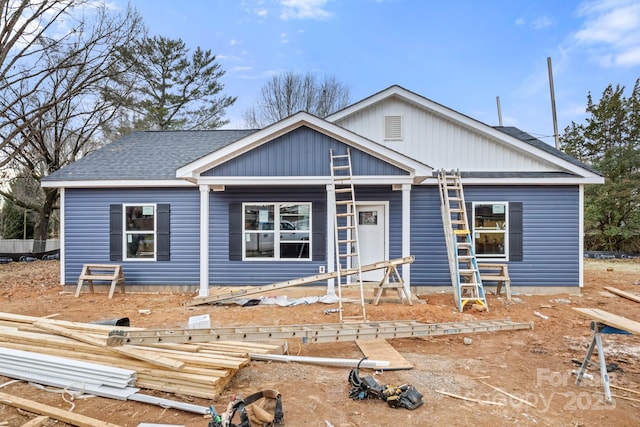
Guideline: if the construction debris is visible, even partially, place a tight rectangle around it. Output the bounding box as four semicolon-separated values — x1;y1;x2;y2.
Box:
0;312;285;400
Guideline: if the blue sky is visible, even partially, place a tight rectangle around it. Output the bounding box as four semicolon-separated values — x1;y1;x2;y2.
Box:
114;0;640;145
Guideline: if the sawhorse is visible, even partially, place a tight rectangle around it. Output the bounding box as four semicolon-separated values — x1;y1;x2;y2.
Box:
373;264;413;305
573;308;639;403
575;321;630;402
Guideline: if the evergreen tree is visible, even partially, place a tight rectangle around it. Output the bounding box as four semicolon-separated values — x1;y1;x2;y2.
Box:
560;79;640;252
110;36;236;131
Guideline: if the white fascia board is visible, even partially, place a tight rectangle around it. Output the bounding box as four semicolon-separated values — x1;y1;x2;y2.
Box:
196;175;419;186
419;176;605;186
176;111;432;179
41;179;195;189
328;85;600;179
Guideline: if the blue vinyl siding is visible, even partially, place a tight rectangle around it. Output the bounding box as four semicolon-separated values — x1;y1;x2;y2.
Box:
204;127;408;177
209;186;328;285
65;188;200;286
410;185;580;288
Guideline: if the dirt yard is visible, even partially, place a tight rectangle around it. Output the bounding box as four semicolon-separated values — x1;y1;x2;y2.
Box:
1;259;640;426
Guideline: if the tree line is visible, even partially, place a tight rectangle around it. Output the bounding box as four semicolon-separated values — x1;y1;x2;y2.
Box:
560;79;640;253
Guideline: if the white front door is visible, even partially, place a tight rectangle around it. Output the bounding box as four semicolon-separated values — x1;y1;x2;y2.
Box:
355;204;387;281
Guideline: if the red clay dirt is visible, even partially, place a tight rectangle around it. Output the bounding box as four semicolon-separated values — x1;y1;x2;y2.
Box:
1;259;640;426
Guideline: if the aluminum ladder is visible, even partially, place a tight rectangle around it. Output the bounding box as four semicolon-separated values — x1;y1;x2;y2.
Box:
437;169;488;311
330;148;366;321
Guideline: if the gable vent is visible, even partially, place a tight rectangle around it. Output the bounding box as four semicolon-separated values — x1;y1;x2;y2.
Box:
384;115;403;140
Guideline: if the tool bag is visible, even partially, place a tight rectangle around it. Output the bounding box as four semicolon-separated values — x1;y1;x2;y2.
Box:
348;358;423;410
210;389;284;427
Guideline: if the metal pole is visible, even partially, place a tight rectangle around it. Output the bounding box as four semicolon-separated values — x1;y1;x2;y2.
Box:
547;57;560;149
496;96;503;126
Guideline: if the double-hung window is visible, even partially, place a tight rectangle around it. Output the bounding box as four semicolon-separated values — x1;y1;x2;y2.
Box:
124;204;156;260
243;203;311;260
473;202;508;259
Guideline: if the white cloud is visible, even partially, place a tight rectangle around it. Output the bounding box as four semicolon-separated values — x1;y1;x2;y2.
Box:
280;0;332;20
531;16;553;29
573;0;640;67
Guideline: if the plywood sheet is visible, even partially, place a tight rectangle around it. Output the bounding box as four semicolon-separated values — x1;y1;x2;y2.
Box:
356;338;413;370
573;308;640;335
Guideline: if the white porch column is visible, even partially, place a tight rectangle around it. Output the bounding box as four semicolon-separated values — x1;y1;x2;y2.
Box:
199;184;210;297
401;184;412;294
59;188;65;285
326;184;336;296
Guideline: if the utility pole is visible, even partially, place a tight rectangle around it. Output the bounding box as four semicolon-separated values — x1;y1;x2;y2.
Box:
547;57;560;149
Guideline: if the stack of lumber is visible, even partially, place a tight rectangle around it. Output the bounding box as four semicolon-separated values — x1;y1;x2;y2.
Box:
0;312;285;399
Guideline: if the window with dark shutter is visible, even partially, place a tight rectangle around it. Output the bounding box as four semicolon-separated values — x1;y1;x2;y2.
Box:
469;201;522;261
110;204;123;261
229;203;242;261
110;203;170;261
157;204;170;261
509;202;523;261
229;202;323;261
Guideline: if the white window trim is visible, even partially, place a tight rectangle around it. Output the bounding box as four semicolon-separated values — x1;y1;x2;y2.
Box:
123;203;157;262
242;202;312;261
472;201;509;261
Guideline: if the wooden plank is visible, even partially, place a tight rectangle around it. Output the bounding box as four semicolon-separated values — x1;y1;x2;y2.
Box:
19;416;49;427
0;391;122;427
604;287;640;304
435;389;504;406
32;322;185;370
573;308;640;335
186;256;415;306
355;338;413;370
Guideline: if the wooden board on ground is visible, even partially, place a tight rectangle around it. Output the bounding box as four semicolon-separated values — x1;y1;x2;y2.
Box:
603;287;640;304
573;308;640;335
0;391;122;427
356;338;413;370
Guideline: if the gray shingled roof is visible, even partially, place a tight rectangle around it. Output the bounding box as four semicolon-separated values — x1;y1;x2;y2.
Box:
494;126;602;176
43;125;600;183
43;129;257;182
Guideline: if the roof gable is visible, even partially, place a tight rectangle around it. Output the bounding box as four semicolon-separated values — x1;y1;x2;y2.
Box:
327;85;603;183
176;111;432;184
203;126;408;177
